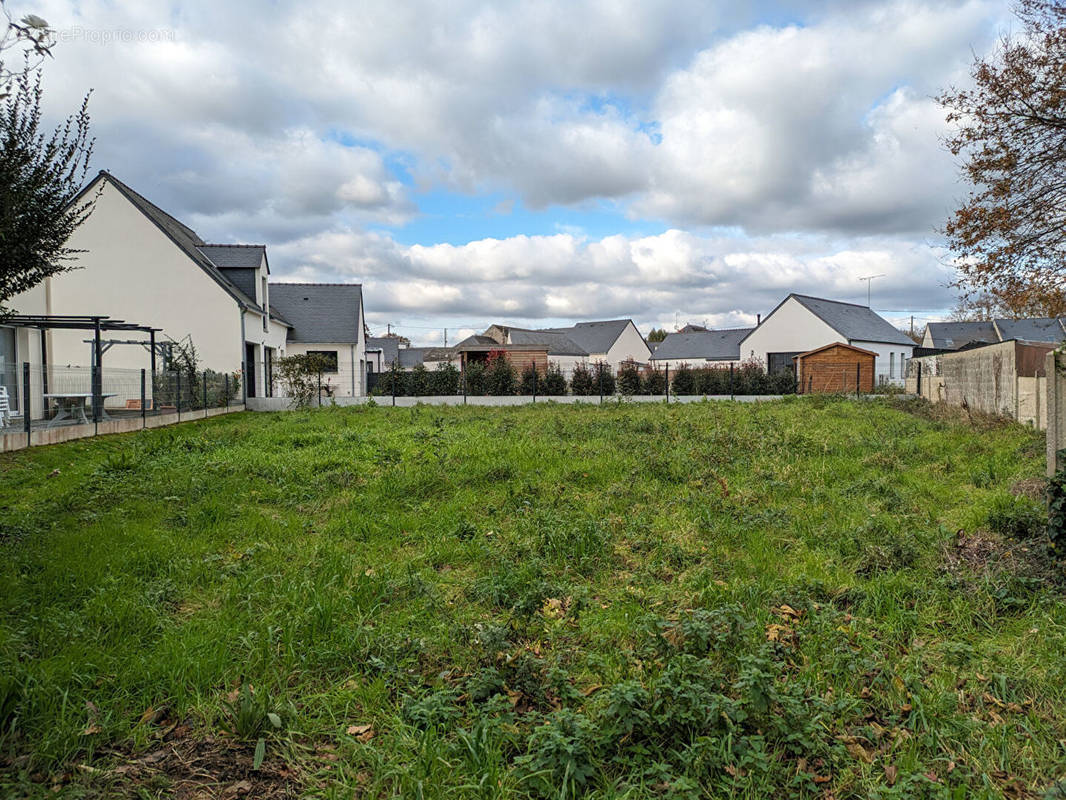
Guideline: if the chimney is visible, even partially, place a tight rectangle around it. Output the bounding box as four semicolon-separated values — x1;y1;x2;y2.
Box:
757;313;761;325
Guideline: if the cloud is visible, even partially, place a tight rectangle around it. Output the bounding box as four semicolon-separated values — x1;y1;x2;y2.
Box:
271;226;956;336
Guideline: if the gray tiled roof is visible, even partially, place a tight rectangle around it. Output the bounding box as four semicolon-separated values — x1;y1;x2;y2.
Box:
542;319;633;355
994;317;1066;344
94;172;266;313
924;320;999;349
397;347;454;368
787;295;914;346
650;328;754;361
367;336;401;365
197;244;266;270
268;283;363;343
506;328;588;356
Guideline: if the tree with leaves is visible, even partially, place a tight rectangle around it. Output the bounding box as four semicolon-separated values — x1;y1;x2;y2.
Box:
0;3;94;313
647;327;668;343
939;0;1066;317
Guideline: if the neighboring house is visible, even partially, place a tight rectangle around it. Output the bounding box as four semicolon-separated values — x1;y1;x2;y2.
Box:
740;294;914;384
480;318;651;370
541;319;651;367
398;347;456;370
649;328;754;370
268;283;367;397
366;336;401;374
4;171;290;407
921;320;999;350
922;317;1066;351
453;334;548;374
482;325;588;371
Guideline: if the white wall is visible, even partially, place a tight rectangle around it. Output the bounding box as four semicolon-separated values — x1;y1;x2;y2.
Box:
648;358;740;371
852;340;914;386
605;321;652;366
740;297;840;365
19;180;244;373
285;341;364;397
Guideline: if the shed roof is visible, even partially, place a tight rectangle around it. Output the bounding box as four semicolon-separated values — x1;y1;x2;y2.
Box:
650;328;754;361
268;283;363;343
793;341;878;360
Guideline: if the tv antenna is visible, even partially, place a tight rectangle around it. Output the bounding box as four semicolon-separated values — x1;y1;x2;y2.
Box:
859;274;885;307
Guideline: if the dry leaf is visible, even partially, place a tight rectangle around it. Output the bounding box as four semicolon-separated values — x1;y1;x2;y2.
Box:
81;724;102;736
346;723;374;742
884;764;898;786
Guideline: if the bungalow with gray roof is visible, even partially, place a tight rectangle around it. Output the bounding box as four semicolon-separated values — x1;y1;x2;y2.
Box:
649;328;754;370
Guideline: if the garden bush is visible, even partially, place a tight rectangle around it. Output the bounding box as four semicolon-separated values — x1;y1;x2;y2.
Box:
642;368;666;395
671;364;696;395
541;364;568;395
617;361;642;396
484;352;518;395
464;361;487;395
570;363;594;396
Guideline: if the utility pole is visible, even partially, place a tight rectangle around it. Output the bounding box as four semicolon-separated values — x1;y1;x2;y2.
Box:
859;274;885;307
909;315;914;337
387;322;391;336
444;328;447;347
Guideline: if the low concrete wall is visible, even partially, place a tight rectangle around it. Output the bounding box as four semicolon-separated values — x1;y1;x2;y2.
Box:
246;394;787;411
0;404;245;453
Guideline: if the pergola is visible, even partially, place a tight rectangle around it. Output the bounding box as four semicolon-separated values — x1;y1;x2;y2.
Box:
2;314;162;422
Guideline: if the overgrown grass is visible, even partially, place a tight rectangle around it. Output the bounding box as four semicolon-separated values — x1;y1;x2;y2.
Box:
1;397;1064;798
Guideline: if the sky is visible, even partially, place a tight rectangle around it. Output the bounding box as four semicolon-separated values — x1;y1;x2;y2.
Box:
17;0;1012;344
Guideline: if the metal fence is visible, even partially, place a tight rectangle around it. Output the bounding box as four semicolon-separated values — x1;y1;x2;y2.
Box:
0;361;242;443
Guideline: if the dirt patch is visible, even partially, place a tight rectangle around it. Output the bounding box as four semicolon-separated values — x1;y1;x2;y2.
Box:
1010;477;1046;501
36;723;301;799
941;529;1006;573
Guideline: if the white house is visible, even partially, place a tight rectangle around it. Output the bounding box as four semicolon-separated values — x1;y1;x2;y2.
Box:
649;328;754;371
543;319;651;368
739;294;914;384
268;283;367;398
2;171;369;418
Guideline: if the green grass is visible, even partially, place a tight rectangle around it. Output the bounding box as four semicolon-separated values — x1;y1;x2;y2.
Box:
1;397;1064;798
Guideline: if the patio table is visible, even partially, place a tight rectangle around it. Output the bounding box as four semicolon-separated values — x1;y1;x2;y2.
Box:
43;393;117;427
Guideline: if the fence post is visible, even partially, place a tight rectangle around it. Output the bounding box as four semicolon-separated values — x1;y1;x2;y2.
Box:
225;374;230;409
392;368;396;407
532;365;537;403
176;370;182;420
729;363;735;400
22;362;31;447
202;372;208;416
598;364;603;404
141;369;147;428
916;361;922;397
665;363;670;402
856;363;861;398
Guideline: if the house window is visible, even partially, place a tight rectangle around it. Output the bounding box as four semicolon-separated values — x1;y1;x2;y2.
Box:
307;350;339;373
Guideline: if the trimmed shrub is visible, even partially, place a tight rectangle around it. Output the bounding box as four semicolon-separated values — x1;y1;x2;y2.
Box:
671;364;696;395
518;364;539;395
485;351;517;395
594;362;616;396
542;364;568;395
643;368;666;395
464;361;487;396
570;363;595;396
429;363;461;395
617;361;642;395
408;364;430;396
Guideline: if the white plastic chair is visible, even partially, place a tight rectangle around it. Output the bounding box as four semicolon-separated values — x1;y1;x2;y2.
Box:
0;385;10;430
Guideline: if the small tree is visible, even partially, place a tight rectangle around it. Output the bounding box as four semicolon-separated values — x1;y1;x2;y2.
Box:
429;362;460;395
518;363;539;395
647;327;668;343
0;10;95;312
593;362;615;396
671;364;696;395
617;360;642;395
642;367;666;395
484;350;517;395
408;364;430;396
463;360;486;396
570;363;594;396
542;363;567;395
276;353;333;408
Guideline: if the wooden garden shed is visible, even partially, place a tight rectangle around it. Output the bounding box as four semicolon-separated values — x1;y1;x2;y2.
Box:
794;342;876;394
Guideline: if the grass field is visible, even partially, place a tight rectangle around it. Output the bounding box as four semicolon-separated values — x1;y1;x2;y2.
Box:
1;398;1064;799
